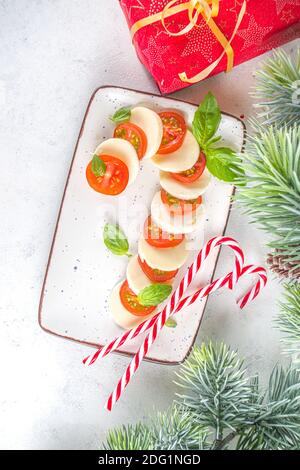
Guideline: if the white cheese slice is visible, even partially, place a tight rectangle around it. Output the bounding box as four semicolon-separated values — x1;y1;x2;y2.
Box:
109;281;155;330
138;236;188;271
151;130;199;172
130;106;163;160
159;168;211;200
95;138;139;185
151;191;205;234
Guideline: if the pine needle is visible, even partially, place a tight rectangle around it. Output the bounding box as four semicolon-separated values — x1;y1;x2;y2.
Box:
103;407;210;451
104;423;153;450
152;405;210;450
175;342;251;437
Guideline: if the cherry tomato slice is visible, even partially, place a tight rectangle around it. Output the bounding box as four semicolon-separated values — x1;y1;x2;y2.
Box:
86;155;129;196
170;152;206;184
119;280;156;316
114;122;147;160
143;216;184;248
161;189;202;215
138;257;178;283
157;111;187;155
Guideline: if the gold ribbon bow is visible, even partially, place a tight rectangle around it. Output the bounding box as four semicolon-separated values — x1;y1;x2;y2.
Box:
130;0;247;84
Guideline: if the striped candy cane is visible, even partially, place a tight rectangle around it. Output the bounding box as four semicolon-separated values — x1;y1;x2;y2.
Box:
236;265;268;309
83;236;243;367
105;237;247;411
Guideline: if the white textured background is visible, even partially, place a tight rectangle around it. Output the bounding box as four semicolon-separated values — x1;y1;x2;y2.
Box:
0;0;298;450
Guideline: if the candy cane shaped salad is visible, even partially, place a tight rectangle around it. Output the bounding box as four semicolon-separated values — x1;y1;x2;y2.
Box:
85;93;245;330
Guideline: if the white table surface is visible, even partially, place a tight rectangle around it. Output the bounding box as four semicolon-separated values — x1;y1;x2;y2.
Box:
0;0;298;450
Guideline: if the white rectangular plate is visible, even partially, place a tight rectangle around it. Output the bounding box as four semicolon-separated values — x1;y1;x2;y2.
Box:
39;86;245;365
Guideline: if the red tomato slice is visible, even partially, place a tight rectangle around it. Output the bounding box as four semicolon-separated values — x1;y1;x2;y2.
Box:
170;152;206;184
161;189;202;215
119;280;156;316
86;155;129;196
157;111;187;155
138;257;178;283
143;216;185;248
114;122;147;160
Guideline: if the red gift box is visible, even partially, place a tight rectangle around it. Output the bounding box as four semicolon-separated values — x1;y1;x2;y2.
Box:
119;0;300;94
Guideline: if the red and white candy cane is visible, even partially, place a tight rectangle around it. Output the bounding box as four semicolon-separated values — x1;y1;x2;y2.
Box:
83;236;267;411
83;236;243;367
236;265;268;309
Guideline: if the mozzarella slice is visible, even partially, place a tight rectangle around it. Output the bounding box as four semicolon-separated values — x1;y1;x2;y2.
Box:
130;107;163;160
95;138;139;185
138;236;188;271
110;281;155;330
126;255;154;295
160;168;211;200
151;191;205;234
151;130;199;172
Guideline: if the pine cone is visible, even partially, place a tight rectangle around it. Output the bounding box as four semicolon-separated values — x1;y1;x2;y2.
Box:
267;251;300;282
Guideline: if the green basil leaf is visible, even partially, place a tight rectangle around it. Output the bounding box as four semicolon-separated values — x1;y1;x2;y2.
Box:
192;92;221;148
110;106;131;124
103;223;130;256
91;154;106;177
205;135;222;147
165;318;177;328
206;147;246;184
138;284;172;307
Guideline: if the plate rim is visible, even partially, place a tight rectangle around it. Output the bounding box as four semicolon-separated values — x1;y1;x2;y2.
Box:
38;84;246;366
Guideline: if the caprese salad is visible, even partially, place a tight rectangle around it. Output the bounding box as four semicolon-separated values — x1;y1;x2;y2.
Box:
86;93;244;329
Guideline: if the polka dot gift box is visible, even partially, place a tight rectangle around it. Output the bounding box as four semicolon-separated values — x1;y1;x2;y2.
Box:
119;0;300;94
